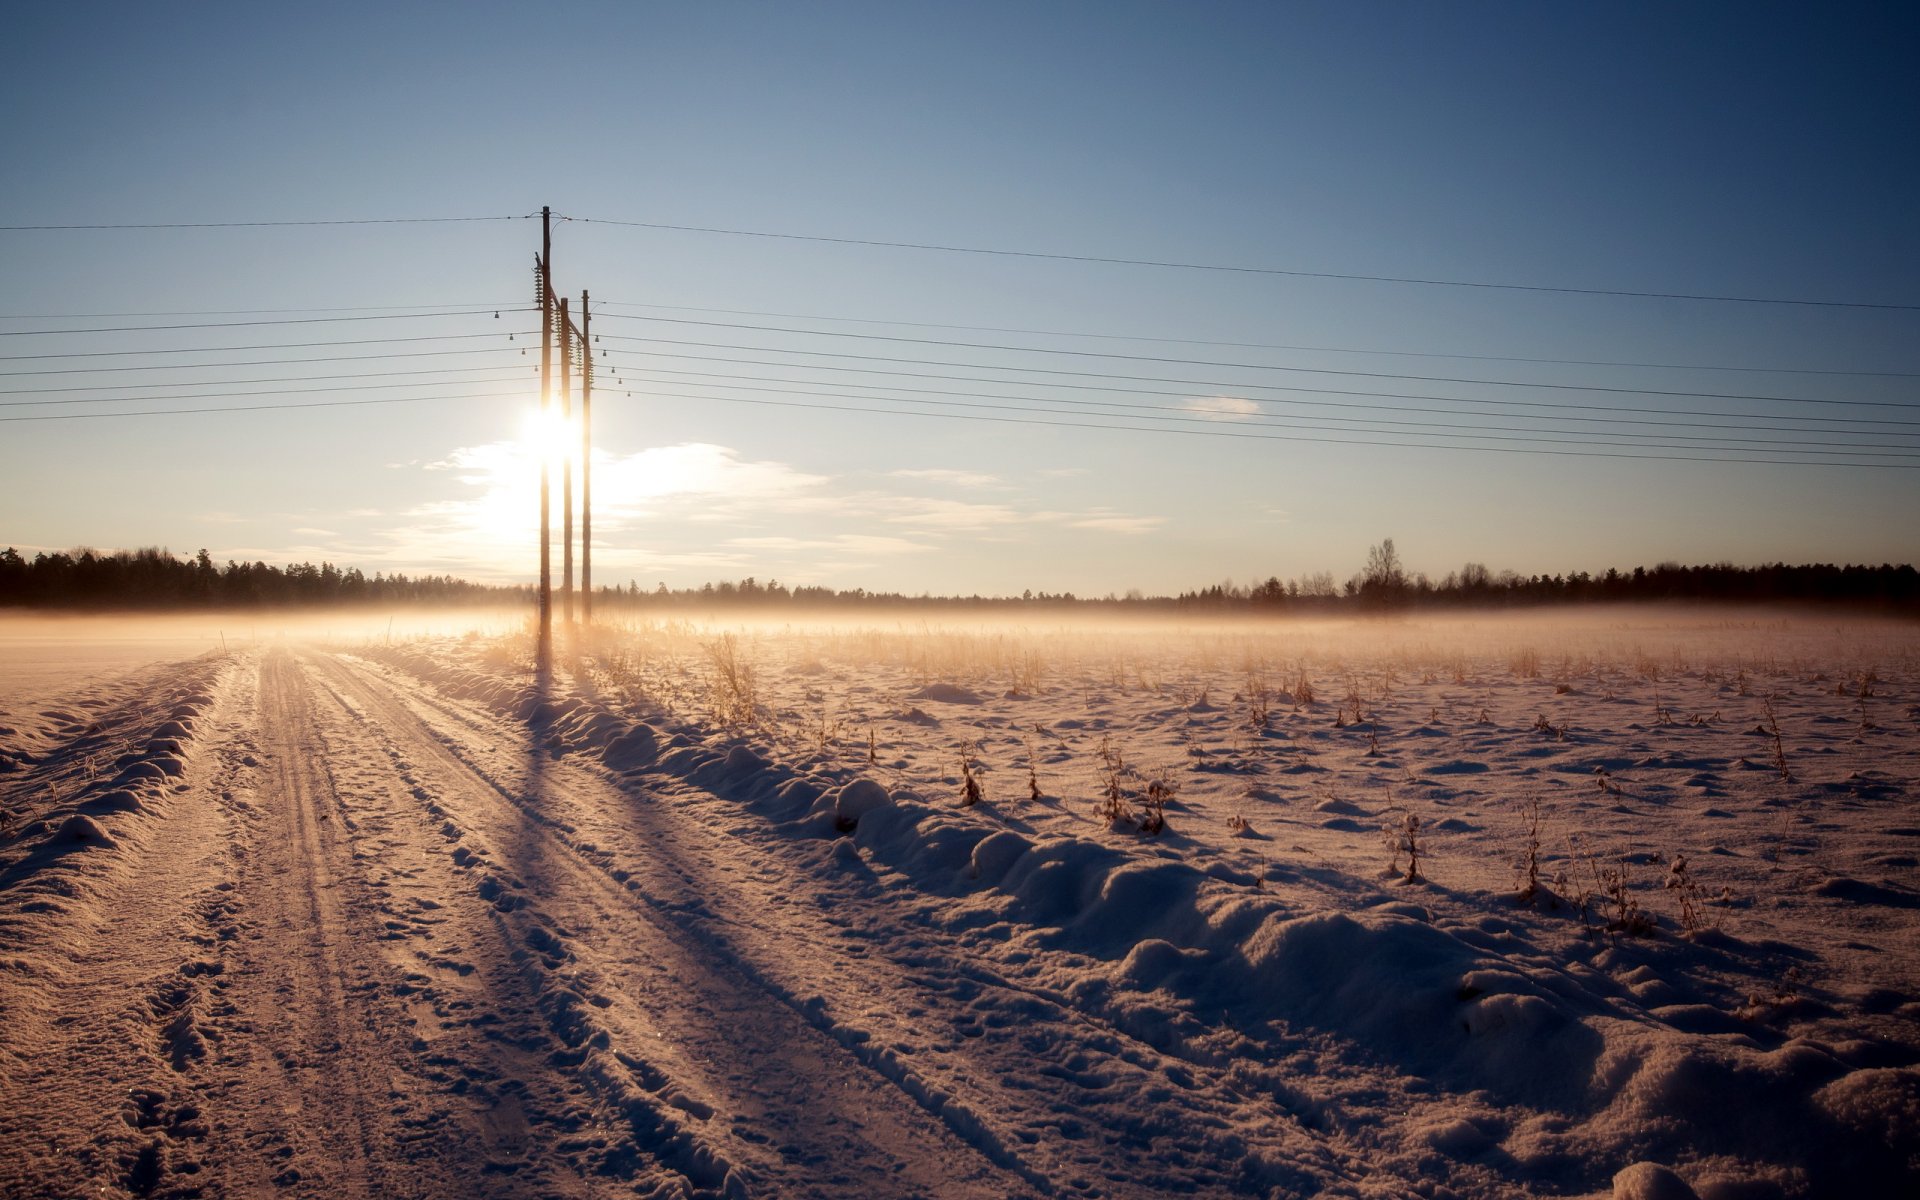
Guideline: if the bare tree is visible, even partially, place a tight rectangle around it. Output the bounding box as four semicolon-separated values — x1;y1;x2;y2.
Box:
1361;538;1408;604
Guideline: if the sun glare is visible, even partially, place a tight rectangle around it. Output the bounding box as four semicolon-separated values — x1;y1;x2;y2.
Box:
520;406;578;472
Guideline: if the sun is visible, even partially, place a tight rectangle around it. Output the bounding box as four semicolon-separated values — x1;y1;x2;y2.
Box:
519;405;578;473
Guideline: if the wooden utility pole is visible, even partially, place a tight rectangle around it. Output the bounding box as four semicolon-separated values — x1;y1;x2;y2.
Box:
537;206;553;653
580;290;593;625
559;296;574;624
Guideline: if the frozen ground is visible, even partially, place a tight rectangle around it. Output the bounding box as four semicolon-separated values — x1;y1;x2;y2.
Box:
1;607;1915;1199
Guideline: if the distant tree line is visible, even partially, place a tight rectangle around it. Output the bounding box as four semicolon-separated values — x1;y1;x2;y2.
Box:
0;547;522;609
591;545;1918;613
1182;560;1920;610
589;576;1097;610
1171;538;1920;611
4;540;1914;612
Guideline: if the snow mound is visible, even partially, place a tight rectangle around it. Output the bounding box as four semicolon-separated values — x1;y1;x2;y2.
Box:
1612;1162;1698;1199
721;743;769;781
908;683;982;705
601;723;660;771
55;813;114;849
830;778;892;828
1814;1067;1920;1167
967;829;1030;884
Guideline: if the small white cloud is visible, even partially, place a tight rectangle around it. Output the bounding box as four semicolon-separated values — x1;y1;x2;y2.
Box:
291;527;338;537
888;468;1003;488
1179;396;1261;421
730;534;932;556
882;497;1025;531
1067;511;1165;534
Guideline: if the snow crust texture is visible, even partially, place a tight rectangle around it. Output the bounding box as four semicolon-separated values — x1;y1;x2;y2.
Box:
1;610;1916;1199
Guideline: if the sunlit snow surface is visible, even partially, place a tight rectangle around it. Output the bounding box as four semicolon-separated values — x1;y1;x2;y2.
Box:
1;607;1915;1198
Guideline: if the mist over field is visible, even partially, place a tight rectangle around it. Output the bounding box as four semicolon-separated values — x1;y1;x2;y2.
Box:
3;606;1916;1197
5;1;1917;1196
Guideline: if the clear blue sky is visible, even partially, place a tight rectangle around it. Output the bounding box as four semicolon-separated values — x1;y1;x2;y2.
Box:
3;1;1915;595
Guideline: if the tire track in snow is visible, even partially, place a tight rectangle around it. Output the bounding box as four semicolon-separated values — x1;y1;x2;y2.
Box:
352;647;1362;1197
311;648;1037;1198
348;652;1076;1191
224;648;425;1196
299;656;736;1197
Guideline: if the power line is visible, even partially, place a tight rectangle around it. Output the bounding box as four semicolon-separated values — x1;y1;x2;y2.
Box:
561;214;1920;313
597;335;1918;420
0;367;531;406
0;215;529;231
11;357;1908;468
0;346;525;379
596;299;1920;380
591;318;1919;410
614;347;1920;428
617;375;1917;457
625;388;1920;470
9;209;1909;310
619;363;1920;439
0;300;520;319
0;388;528;423
0;308;524;337
0;330;533;362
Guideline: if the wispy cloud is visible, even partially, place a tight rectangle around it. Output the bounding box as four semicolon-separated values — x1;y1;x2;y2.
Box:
730;534;933;556
881;497;1026;531
1179;396;1261;421
1066;510;1166;534
889;468;1003;488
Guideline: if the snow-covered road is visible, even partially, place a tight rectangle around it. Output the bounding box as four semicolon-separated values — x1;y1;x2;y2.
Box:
3;617;1916;1199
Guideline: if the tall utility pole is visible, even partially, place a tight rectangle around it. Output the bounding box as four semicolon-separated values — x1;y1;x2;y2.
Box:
537;205;553;653
580;290;593;625
559;296;574;624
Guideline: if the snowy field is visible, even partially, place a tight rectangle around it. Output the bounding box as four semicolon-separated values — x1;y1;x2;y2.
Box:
1;607;1916;1199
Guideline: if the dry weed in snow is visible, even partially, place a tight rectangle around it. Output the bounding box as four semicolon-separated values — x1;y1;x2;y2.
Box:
1;607;1917;1198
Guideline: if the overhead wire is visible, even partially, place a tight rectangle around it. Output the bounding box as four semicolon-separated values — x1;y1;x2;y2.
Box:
594;299;1920;380
558;213;1920;312
0;300;522;320
609;374;1918;457
595;337;1919;426
8;326;1908;467
0;215;529;230
0;247;1907;469
0;330;535;362
0;308;526;337
0;345;527;379
588;316;1920;410
7;208;1908;310
618;363;1920;439
608;388;1920;469
589;328;1916;454
0;367;533;406
0;388;529;423
9;364;1910;467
